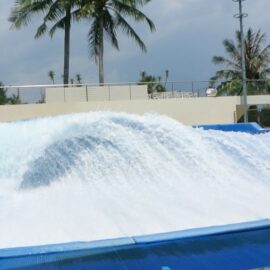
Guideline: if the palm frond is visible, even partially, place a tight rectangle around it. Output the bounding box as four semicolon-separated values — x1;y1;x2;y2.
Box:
212;56;240;70
9;0;54;28
35;21;48;38
112;0;155;32
103;9;119;50
222;39;241;62
212;28;270;83
49;16;66;37
88;18;100;61
115;11;146;52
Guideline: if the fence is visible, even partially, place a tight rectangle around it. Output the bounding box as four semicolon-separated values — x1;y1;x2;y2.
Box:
45;84;148;103
1;80;270;105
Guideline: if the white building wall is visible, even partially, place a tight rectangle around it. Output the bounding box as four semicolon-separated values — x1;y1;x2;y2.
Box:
1;95;269;125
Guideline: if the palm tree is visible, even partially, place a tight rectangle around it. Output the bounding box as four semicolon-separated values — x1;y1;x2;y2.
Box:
164;69;169;89
81;0;155;84
138;71;165;94
9;91;22;104
0;82;8;105
211;28;270;95
9;0;81;85
75;73;82;84
48;70;55;84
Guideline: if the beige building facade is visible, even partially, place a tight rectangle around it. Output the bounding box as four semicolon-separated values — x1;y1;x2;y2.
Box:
1;95;270;125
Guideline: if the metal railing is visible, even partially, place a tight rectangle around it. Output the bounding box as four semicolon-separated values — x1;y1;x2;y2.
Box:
1;80;270;105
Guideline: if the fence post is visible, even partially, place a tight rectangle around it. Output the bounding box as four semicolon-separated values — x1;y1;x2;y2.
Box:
86;85;89;102
64;87;66;102
17;88;21;102
39;88;43;103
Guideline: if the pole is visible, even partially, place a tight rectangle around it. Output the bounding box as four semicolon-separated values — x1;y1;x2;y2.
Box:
233;0;248;122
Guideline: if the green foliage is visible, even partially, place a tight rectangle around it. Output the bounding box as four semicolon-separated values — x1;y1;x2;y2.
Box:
75;74;82;85
211;28;270;96
48;70;55;84
138;71;166;94
9;0;79;37
79;0;155;83
10;0;155;85
216;80;270;96
0;82;21;105
9;93;21;104
0;83;8;105
84;0;155;57
216;80;241;96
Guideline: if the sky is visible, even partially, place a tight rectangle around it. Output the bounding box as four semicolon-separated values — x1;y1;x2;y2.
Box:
0;0;270;86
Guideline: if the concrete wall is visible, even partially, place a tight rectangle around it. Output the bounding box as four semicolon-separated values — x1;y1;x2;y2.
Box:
1;95;269;124
87;86;109;101
247;95;270;104
65;87;87;102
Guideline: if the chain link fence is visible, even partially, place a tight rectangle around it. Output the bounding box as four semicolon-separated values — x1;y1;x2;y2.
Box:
1;80;270;105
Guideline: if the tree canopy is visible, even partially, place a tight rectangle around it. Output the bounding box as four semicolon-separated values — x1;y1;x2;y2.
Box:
211;28;270;95
79;0;155;84
0;82;21;105
212;28;270;81
9;0;155;85
138;71;167;94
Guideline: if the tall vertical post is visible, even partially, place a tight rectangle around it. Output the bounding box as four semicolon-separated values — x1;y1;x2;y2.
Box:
234;0;248;122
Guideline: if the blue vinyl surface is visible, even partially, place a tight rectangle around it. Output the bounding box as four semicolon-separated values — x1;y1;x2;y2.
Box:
195;122;270;134
1;219;270;270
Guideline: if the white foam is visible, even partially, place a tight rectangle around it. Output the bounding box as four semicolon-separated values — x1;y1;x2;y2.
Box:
0;112;270;249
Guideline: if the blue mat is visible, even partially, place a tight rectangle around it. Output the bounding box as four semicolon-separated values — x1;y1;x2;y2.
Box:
1;219;270;270
195;122;270;134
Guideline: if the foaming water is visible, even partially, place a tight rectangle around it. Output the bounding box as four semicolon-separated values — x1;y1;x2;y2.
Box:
0;112;270;249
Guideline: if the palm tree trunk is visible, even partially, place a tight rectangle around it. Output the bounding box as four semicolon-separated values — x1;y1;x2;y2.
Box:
63;6;71;85
99;18;104;85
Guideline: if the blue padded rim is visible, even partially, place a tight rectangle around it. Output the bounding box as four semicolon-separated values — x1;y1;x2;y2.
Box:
1;219;270;259
194;123;270;134
0;237;135;258
134;219;270;244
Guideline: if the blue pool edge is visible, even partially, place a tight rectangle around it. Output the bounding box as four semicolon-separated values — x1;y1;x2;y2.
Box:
194;122;270;134
1;219;270;259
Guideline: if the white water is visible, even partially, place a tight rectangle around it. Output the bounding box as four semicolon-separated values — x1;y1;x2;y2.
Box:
0;112;270;249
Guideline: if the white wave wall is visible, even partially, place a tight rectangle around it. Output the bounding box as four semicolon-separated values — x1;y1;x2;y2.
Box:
0;112;270;249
